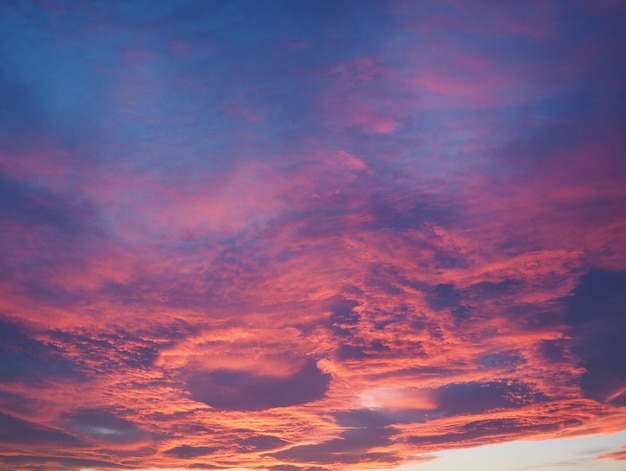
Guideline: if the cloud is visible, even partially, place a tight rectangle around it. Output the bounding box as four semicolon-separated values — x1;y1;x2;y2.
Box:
186;359;331;411
47;328;160;373
271;425;400;465
428;283;461;311
164;444;220;459
0;455;133;471
62;407;152;445
407;417;562;449
562;270;626;404
433;381;547;416
240;435;287;452
0;1;625;470
0;171;96;229
599;445;626;460
0;318;81;385
0;411;85;448
327;297;361;338
333;408;427;428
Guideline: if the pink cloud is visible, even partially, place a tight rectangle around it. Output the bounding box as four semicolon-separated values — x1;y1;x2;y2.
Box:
600;445;626;460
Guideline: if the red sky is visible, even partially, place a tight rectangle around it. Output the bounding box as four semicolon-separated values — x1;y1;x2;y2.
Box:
1;1;625;470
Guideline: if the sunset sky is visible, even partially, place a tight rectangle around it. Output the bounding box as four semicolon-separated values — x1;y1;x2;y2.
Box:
1;1;626;470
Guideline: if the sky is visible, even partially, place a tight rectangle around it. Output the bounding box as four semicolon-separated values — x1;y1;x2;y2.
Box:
0;1;625;470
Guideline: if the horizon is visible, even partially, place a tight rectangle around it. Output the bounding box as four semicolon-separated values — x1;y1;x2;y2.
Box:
1;1;625;470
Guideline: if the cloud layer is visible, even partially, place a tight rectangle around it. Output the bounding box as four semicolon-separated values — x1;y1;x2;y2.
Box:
1;1;625;470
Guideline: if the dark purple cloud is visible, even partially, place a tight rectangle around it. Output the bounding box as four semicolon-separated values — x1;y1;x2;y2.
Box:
428;283;461;311
434;381;547;416
164;445;220;459
407;417;566;448
187;359;330;411
0;318;81;385
0;411;85;448
271;425;400;466
240;435;287;452
563;270;626;405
